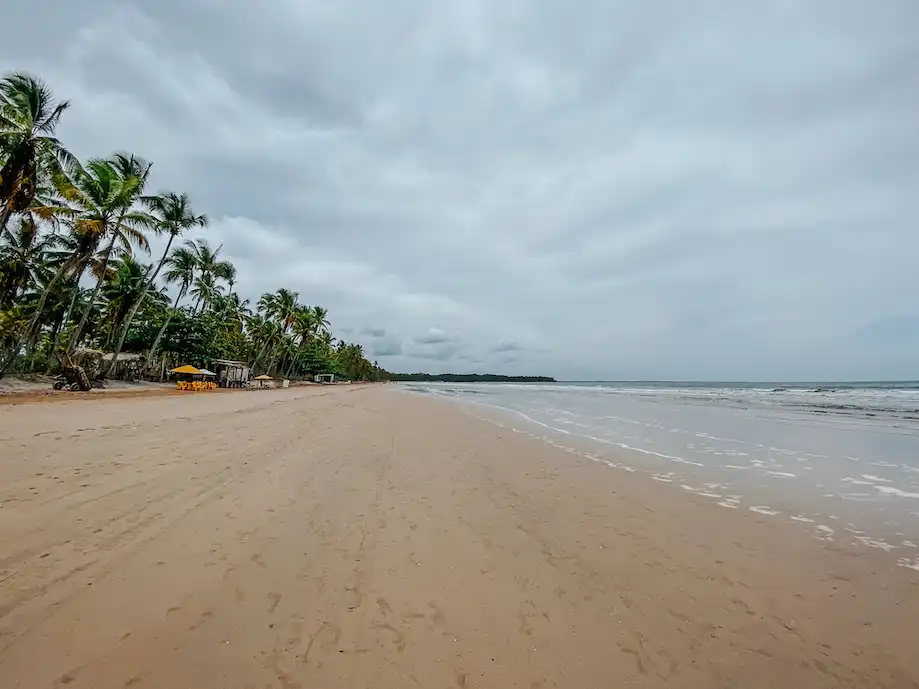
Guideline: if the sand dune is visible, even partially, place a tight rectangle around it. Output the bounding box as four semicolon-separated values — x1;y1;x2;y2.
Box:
1;386;917;688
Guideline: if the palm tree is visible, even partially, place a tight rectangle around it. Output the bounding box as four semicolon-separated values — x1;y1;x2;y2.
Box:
190;271;223;312
0;73;74;239
56;153;154;353
0;215;58;309
100;256;154;349
247;313;282;373
146;244;196;360
259;288;299;332
103;192;207;375
184;239;232;313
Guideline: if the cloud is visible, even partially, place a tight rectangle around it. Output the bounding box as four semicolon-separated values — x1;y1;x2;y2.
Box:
369;338;403;357
413;327;452;345
6;1;918;379
362;327;388;338
493;341;524;353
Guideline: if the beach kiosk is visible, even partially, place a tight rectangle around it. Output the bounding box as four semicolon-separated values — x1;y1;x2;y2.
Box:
253;374;274;389
171;365;216;391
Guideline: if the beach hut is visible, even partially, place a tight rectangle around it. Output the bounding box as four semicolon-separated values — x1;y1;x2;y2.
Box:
170;365;213;391
253;374;274;389
212;359;250;388
171;365;201;375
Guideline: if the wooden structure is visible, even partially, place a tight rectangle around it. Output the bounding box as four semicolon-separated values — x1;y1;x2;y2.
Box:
212;359;250;388
101;352;143;381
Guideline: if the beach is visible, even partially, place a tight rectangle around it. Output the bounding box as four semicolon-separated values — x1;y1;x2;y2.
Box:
1;385;917;688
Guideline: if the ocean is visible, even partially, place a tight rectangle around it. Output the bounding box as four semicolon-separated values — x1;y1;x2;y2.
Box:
402;380;919;572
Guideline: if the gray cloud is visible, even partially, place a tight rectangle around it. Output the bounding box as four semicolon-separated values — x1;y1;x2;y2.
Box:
7;1;918;379
493;341;525;353
362;327;388;338
369;338;403;357
413;328;452;345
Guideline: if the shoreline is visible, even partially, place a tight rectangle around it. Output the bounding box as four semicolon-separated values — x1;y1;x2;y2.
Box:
1;386;917;687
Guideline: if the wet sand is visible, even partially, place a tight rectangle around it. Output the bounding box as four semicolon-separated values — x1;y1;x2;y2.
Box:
1;386;917;688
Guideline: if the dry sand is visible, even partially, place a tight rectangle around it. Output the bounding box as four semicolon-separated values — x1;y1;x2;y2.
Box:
1;386;917;688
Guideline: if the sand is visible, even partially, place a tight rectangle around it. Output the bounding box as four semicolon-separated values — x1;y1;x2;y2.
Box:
1;386;917;688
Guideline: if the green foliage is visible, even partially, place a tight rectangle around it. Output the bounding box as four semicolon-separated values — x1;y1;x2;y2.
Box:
0;70;385;381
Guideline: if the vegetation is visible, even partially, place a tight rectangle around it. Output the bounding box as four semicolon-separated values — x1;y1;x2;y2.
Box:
0;72;385;382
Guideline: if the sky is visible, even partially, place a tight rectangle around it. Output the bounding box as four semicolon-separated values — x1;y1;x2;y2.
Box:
3;1;918;380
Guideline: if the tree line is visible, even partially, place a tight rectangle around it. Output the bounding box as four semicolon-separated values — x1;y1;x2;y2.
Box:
0;72;385;382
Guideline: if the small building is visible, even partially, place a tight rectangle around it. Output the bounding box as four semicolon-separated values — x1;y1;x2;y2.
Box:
101;352;144;381
212;359;251;388
314;373;337;384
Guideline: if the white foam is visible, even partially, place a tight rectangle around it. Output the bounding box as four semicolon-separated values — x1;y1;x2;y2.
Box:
791;515;815;523
842;477;873;486
816;525;835;534
853;536;896;552
862;474;892;483
875;486;919;499
750;505;780;516
767;471;796;478
903;540;917;548
897;556;919;572
717;501;739;509
698;492;722;498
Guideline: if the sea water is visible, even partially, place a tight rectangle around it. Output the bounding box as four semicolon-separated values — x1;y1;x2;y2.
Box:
403;381;919;571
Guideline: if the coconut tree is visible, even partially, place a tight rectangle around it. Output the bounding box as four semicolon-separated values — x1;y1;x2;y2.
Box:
191;271;224;312
0;215;58;309
146;244;196;360
259;288;299;333
99;256;155;349
0;73;74;239
55;153;154;353
103;192;208;376
183;238;232;313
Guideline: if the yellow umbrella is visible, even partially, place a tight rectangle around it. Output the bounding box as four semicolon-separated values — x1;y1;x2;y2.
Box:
171;365;202;374
253;374;273;380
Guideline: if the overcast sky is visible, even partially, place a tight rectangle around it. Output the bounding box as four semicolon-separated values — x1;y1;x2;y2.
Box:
4;1;918;380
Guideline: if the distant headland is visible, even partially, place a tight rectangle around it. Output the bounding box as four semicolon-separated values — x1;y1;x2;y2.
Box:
387;373;556;383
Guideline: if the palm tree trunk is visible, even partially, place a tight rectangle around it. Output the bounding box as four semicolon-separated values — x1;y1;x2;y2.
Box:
44;271;84;373
0;205;13;243
103;235;175;377
68;235;117;354
146;287;185;361
0;257;77;379
251;338;271;374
